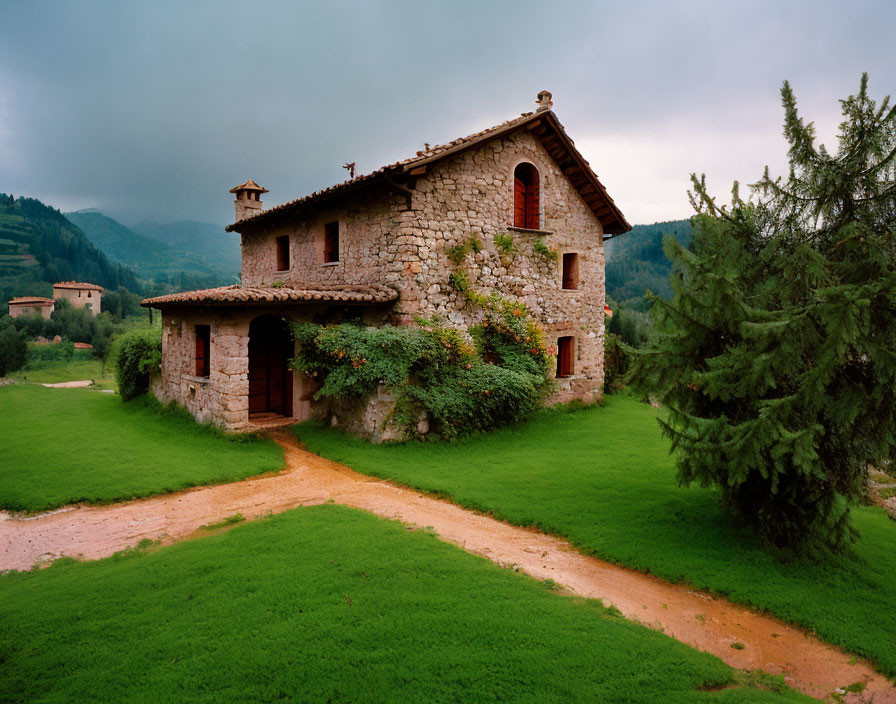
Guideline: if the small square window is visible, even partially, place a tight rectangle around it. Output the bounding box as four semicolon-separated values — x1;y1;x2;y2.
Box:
562;253;579;290
556;336;574;378
324;221;340;263
275;235;290;271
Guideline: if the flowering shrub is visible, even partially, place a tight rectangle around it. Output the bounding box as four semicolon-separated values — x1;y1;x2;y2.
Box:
290;296;553;439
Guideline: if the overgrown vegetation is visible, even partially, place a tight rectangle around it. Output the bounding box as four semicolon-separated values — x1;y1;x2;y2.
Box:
7;298;120;359
0;504;809;703
445;234;483;265
0;385;281;513
290;294;553;439
493;232;517;264
113;327;162;401
297;394;896;678
0;318;26;377
630;75;896;552
532;237;559;262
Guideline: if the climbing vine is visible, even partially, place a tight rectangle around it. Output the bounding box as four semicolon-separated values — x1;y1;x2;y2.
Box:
289;293;553;440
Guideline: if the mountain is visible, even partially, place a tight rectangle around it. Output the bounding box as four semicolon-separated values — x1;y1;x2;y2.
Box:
131;219;241;273
0;194;141;313
66;211;240;292
605;219;692;307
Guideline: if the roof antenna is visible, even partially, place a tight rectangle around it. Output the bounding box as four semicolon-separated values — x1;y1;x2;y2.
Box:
343;162;356;179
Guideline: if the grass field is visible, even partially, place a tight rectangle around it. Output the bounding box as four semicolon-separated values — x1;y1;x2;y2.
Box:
296;394;896;678
0;385;282;513
0;504;809;703
9;358;115;388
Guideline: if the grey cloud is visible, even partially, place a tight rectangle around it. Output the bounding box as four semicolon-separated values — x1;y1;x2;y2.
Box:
0;0;893;226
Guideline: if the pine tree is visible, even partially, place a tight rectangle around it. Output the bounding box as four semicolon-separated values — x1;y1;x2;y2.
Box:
630;75;896;551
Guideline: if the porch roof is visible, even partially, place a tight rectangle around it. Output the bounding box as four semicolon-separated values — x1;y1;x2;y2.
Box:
141;283;398;309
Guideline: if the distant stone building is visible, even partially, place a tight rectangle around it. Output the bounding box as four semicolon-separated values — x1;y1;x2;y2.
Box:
7;296;55;319
53;281;103;315
143;93;630;437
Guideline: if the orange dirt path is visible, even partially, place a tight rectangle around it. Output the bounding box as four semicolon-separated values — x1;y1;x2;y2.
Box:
1;430;893;702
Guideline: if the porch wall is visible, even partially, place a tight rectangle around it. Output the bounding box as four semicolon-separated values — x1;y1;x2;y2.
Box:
152;308;252;431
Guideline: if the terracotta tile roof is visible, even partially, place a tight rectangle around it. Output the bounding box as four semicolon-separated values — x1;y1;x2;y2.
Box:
229;179;268;194
141;283;399;308
53;281;104;292
73;342;93;349
225;108;631;235
8;296;55;306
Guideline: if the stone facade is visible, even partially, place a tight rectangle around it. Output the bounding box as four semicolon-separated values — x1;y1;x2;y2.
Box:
146;102;628;438
8;298;55;319
53;283;102;315
242;130;607;404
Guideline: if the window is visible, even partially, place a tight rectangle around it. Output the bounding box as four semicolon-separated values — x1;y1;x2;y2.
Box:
556;336;574;378
562;253;579;290
275;235;290;271
324;221;340;263
195;325;211;377
88;291;92;298
513;163;540;229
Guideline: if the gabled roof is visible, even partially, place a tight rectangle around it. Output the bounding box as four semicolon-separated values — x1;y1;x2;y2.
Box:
229;179;269;194
53;281;104;292
226;109;631;236
141;283;398;309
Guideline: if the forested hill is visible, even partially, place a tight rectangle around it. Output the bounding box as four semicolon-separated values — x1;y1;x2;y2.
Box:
0;195;141;311
66;210;239;291
605;219;692;306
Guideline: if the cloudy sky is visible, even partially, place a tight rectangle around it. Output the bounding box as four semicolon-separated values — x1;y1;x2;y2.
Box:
1;0;893;227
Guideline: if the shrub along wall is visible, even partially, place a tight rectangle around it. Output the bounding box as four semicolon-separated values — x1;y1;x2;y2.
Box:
114;329;162;401
291;294;554;440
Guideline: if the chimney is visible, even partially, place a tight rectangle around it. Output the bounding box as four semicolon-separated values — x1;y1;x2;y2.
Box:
229;179;269;222
535;90;553;112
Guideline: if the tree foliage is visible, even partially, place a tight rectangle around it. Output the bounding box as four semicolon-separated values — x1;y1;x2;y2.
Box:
630;75;896;551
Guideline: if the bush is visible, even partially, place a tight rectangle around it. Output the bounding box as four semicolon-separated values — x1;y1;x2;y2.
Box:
0;322;27;377
114;328;162;401
25;341;75;367
291;294;554;440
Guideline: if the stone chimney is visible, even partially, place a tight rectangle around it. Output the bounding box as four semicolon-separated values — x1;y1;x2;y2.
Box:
229;179;269;222
535;90;553;112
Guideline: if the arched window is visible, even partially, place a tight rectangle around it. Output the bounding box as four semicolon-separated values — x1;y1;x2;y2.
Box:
513;163;540;229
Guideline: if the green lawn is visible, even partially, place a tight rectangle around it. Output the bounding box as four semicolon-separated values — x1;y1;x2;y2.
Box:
296;394;896;679
0;504;808;703
0;385;282;513
9;358;115;388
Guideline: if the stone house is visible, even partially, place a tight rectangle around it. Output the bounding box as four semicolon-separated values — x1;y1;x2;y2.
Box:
7;296;55;319
52;281;103;315
142;92;630;437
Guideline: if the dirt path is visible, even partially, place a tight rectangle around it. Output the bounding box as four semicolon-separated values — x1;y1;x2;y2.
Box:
1;431;892;702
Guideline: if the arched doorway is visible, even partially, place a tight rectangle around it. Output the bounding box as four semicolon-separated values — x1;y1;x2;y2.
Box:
248;315;293;418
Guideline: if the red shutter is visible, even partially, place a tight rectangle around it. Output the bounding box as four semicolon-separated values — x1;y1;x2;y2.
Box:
556;336;573;377
514;177;527;228
195;326;210;377
526;179;540;230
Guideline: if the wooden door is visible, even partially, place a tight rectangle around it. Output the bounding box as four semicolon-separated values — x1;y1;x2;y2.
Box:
248;316;293;416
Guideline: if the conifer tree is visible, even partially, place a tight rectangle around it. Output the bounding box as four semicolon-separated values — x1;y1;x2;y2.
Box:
630;75;896;551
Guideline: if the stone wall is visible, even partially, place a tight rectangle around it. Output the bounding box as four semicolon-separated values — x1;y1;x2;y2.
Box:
152;307;254;430
8;303;54;319
388;130;607;403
